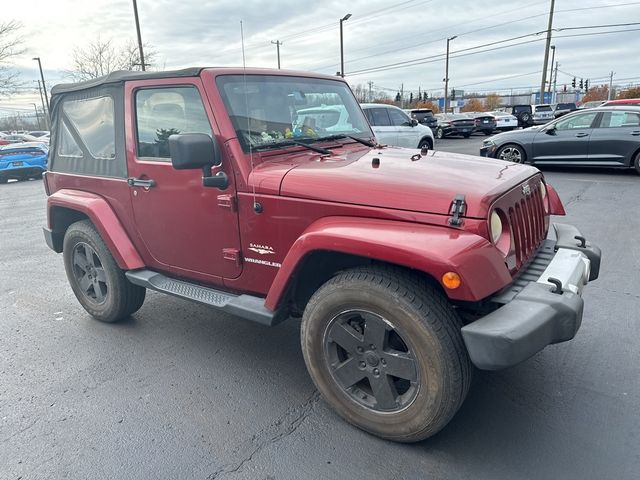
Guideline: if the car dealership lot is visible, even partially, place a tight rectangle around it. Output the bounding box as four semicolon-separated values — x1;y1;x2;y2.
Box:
1;153;639;479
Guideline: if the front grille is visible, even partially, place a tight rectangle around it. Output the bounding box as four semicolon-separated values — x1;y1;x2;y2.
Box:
507;182;547;269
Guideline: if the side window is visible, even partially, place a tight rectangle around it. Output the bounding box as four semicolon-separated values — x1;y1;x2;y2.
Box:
61;96;115;159
135;86;212;159
555;112;598;131
598;111;640;128
388;108;411;126
368;108;391;126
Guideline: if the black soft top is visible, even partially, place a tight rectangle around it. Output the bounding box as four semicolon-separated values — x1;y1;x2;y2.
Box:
51;67;205;95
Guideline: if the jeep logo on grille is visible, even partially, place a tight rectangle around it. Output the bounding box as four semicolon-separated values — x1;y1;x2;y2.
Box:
522;184;532;196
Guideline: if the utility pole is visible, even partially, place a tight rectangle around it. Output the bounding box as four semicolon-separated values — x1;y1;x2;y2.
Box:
539;0;555;103
444;36;457;113
132;0;146;71
367;81;374;102
35;80;47;120
608;71;615;100
271;40;282;69
32;58;49;128
547;45;555;95
32;103;41;129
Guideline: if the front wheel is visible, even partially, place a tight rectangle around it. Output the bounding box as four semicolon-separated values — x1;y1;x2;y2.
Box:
496;144;526;163
301;266;472;443
436;127;444;139
63;220;146;323
418;138;432;150
633;151;640;175
463;133;471;138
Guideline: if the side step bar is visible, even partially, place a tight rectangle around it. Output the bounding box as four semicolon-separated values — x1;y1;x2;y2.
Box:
125;269;286;326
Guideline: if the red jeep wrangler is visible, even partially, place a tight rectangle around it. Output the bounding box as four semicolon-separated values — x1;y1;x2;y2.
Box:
43;68;601;442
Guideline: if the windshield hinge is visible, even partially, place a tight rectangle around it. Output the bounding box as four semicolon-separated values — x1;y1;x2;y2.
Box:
448;194;466;226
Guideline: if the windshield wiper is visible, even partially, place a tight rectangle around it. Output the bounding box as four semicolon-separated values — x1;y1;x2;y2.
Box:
315;134;376;147
253;139;331;155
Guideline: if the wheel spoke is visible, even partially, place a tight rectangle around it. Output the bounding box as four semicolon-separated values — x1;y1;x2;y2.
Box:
329;322;363;353
332;357;366;389
73;252;90;272
85;246;97;268
79;274;92;293
363;314;388;350
93;282;105;302
382;351;418;382
95;267;107;283
370;374;399;410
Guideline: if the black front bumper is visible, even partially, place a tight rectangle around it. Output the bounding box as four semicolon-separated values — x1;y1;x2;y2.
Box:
461;223;601;370
480;144;497;157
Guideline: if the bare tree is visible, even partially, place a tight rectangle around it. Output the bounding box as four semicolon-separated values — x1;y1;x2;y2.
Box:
0;20;24;96
68;37;157;81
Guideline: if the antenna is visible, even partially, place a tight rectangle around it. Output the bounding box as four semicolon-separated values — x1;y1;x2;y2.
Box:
240;21;260;213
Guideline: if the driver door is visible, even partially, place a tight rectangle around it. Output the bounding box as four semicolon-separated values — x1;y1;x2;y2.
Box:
125;79;242;281
532;111;598;163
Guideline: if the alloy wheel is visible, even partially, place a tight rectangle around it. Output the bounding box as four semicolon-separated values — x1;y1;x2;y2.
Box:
71;242;108;305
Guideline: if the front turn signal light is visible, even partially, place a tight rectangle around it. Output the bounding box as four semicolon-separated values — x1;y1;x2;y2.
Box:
442;272;462;290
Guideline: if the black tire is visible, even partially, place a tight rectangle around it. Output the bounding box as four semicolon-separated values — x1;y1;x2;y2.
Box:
484;131;493;136
63;220;145;323
519;112;531;124
418;138;433;150
496;143;526;163
0;177;7;184
301;266;472;443
633;151;640;175
436;127;444;139
463;133;471;138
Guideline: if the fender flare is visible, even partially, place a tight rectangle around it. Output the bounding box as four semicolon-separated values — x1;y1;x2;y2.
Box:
264;216;512;310
47;189;144;270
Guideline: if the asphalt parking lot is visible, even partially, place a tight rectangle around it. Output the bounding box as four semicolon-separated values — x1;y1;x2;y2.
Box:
2;139;639;480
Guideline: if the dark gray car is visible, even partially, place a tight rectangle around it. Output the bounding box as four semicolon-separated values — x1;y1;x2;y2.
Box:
480;106;640;174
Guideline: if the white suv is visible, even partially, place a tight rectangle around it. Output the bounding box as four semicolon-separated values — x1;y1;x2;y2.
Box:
361;103;434;149
532;104;555;125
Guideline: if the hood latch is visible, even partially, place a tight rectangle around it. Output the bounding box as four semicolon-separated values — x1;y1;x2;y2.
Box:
448;194;466;226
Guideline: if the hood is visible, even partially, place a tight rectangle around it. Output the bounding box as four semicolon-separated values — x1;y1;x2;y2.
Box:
490;125;541;142
258;146;539;218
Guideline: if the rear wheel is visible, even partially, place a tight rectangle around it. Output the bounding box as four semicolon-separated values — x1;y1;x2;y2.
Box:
463;133;471;138
436;127;444;139
301;266;472;443
484;131;493;136
496;144;526;163
634;151;640;175
63;220;145;323
0;177;7;184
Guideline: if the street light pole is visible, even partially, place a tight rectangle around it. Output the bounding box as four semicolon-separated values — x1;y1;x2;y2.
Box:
132;0;146;71
444;36;457;113
339;13;352;78
32;57;49;128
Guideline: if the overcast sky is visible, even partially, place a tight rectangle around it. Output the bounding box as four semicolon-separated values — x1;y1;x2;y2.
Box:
3;0;640;115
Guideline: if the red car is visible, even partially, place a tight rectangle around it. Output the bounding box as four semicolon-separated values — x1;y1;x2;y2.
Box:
601;98;640;106
42;68;601;442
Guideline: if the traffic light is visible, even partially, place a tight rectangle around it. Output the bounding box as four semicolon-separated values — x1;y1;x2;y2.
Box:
451;89;456;100
563;84;567;92
579;78;584;89
585;79;589;92
572;77;576;88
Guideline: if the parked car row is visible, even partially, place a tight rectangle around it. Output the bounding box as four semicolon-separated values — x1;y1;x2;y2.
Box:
480;105;640;174
0;131;50;145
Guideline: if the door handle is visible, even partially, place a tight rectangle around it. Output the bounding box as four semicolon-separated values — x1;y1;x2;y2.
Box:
127;177;156;188
574;133;589;138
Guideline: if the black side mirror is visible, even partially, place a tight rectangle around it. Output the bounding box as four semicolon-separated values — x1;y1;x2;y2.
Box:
545;125;557;135
411;118;419;127
169;133;228;189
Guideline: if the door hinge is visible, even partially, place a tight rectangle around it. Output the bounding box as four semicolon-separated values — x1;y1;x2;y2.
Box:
217;194;237;211
448;194;466;226
223;248;242;266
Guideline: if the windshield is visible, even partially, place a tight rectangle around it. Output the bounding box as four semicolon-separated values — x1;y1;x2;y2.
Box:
536;105;553;112
216;75;371;151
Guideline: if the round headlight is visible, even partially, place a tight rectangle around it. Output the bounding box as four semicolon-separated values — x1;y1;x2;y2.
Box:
490;210;502;244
